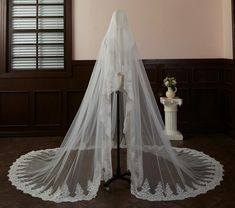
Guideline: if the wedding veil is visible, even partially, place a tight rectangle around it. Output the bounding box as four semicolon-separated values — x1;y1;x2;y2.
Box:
8;10;223;202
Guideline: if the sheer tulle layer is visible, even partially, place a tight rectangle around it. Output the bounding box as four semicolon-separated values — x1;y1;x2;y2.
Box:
8;147;223;202
8;10;224;202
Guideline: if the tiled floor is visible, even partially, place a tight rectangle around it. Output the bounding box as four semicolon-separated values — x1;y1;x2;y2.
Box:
0;135;234;208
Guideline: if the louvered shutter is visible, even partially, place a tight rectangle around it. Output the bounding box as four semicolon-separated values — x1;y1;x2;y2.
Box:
9;0;65;70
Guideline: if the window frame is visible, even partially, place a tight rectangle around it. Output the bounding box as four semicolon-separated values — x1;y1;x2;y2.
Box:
0;0;72;78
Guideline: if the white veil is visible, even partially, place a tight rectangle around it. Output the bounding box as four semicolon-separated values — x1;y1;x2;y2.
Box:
8;10;223;202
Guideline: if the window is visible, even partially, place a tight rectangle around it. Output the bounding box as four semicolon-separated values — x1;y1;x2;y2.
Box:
7;0;71;71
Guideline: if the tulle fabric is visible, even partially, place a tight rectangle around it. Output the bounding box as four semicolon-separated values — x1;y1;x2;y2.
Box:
8;10;223;202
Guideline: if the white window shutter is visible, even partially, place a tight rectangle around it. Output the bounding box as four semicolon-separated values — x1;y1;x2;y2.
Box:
10;0;65;70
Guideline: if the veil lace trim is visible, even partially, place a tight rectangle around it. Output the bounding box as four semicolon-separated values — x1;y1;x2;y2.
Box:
8;147;223;202
8;149;100;203
131;148;224;201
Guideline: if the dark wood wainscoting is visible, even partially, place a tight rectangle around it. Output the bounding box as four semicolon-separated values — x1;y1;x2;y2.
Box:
0;59;234;137
223;60;235;138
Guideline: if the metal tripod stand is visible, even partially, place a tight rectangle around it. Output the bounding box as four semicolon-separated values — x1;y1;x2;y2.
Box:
104;91;131;190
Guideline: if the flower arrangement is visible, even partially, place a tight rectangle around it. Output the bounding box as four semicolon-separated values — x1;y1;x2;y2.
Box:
163;76;177;98
163;76;177;90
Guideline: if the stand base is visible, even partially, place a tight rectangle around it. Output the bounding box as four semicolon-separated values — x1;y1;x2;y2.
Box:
164;131;183;140
104;171;131;190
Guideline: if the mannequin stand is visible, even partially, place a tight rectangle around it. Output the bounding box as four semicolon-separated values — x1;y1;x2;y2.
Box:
104;91;131;190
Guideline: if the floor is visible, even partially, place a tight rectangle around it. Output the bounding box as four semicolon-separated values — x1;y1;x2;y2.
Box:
0;135;234;208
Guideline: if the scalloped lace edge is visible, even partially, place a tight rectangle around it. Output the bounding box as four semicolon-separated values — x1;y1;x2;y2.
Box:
8;148;100;203
8;147;224;202
131;147;224;201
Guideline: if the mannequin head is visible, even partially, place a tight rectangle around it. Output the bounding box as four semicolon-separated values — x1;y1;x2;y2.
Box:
110;10;128;30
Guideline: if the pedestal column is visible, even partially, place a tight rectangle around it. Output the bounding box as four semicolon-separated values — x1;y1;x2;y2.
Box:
160;97;183;140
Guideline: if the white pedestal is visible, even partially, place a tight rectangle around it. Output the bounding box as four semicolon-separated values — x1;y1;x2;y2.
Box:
160;97;183;140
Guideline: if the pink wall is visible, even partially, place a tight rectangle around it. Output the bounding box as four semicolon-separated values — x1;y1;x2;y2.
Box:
72;0;233;60
223;0;233;59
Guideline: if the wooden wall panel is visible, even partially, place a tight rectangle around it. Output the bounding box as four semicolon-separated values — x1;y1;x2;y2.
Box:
35;92;62;126
176;89;190;131
224;68;233;84
193;68;221;83
162;66;191;85
223;61;235;137
223;89;233;133
0;92;29;126
0;59;233;138
191;89;221;131
67;91;84;124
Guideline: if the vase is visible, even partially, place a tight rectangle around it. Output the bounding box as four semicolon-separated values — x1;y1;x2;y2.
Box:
166;87;177;99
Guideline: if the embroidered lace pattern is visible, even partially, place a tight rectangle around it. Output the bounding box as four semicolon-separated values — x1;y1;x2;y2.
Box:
131;148;224;201
8;147;223;202
8;149;100;203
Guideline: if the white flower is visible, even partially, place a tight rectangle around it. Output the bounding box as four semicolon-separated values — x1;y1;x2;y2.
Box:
164;81;169;86
163;76;177;88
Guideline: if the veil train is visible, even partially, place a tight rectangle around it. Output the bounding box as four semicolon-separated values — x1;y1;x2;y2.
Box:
8;10;223;202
